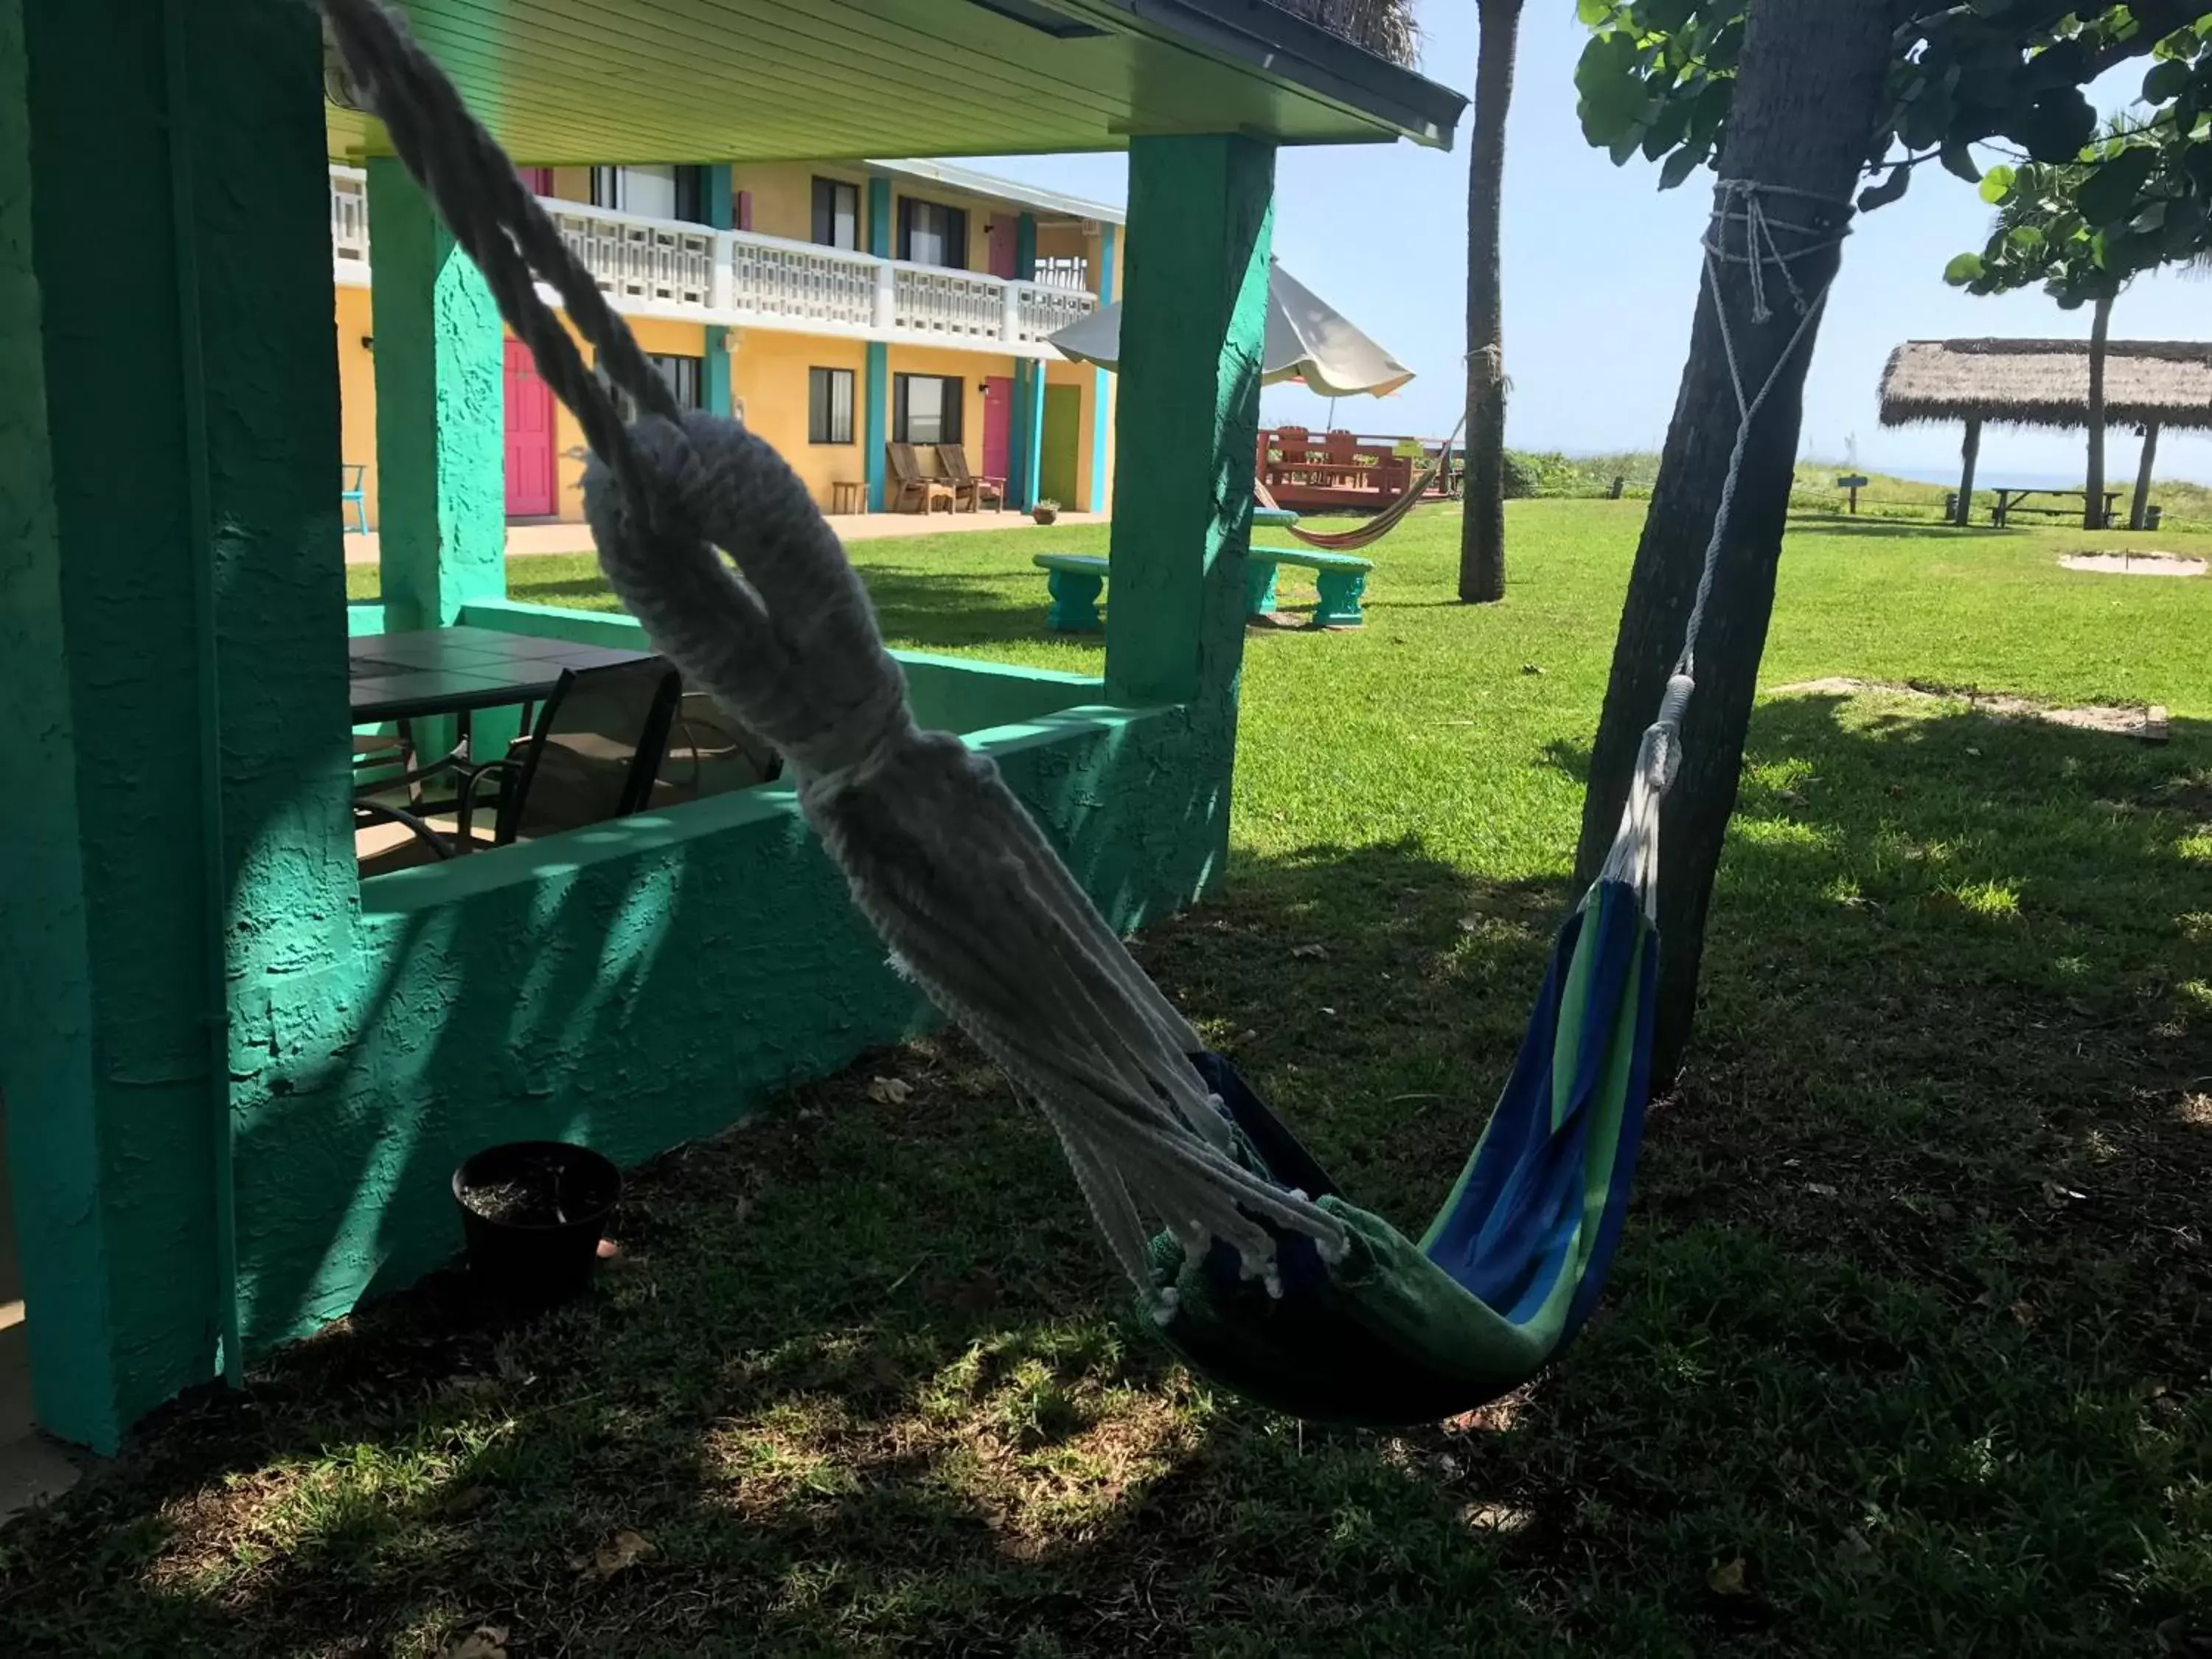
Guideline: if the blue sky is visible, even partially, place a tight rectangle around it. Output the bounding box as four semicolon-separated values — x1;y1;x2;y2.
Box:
965;5;2212;486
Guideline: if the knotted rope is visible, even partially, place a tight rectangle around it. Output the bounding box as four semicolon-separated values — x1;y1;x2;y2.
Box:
1598;178;1853;913
319;0;1349;1315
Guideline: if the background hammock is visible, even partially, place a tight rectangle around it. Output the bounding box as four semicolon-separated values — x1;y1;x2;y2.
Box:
1256;420;1458;553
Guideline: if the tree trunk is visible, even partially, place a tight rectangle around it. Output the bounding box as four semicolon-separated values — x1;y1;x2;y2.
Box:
2085;292;2112;529
1571;0;1893;1082
1456;0;1523;605
1957;417;1980;526
2131;420;2160;531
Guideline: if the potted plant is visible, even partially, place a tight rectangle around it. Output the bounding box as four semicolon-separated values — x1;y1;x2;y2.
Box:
1032;498;1060;526
452;1139;622;1310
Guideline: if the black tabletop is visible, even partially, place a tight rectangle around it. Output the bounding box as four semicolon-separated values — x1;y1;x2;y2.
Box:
349;625;655;723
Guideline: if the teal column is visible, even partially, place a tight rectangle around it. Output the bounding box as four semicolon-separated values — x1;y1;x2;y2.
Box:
866;177;894;508
864;342;889;510
1009;212;1041;508
1088;222;1118;515
1009;364;1034;509
369;159;506;630
703;163;733;417
0;0;355;1450
1105;135;1274;716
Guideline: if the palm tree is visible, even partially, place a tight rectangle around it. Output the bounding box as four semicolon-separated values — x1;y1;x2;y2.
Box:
1458;0;1524;604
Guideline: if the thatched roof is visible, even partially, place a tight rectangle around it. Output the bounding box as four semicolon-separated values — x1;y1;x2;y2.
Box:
1879;338;2212;431
1264;0;1420;66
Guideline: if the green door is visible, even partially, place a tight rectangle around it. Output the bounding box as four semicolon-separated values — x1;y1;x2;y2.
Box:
1040;384;1082;509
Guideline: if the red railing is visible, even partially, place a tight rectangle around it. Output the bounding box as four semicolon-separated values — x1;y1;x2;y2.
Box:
1256;427;1457;512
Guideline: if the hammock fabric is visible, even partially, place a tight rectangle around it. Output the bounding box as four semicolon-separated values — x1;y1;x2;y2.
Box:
324;0;1850;1429
1256;439;1452;554
1152;880;1655;1424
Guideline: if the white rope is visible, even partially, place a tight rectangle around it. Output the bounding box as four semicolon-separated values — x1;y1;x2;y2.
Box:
1600;178;1854;916
319;0;1349;1318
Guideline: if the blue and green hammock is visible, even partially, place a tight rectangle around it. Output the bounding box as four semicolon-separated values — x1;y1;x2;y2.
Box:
1150;877;1658;1426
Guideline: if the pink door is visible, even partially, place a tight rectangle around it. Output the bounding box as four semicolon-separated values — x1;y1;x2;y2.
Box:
504;338;557;518
987;218;1018;279
982;375;1014;486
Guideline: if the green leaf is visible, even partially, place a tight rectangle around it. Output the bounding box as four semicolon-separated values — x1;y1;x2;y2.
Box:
1944;252;1986;285
2076;145;2158;227
1979;164;2017;204
1658;145;1705;191
2006;88;2098;164
1940;142;1983;184
1858;165;1912;212
2144;58;2193;103
2008;223;2045;252
1575;0;1613;27
1644;0;1697;31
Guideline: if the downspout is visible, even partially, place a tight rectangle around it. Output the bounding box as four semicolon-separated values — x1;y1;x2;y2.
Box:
163;0;242;1388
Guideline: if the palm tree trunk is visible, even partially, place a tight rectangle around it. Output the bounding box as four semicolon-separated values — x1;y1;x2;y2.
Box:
1573;0;1893;1081
2084;292;2112;530
1456;0;1523;605
2131;420;2160;531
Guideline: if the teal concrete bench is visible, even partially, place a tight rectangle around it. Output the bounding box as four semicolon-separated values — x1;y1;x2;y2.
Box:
1032;546;1375;633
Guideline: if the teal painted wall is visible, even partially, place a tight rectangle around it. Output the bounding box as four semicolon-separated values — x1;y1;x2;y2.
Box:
1089;222;1117;512
2;14;1266;1448
369;159;507;632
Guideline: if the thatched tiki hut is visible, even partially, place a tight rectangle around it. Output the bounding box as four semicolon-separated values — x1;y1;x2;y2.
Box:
1879;338;2212;529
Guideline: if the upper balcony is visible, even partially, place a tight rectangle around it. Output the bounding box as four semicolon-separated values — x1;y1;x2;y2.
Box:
329;167;1096;358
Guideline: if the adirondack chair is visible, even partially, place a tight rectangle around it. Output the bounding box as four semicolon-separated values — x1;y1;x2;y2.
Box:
886;442;956;514
936;444;1005;513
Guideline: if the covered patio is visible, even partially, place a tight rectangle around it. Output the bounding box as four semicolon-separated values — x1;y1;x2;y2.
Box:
1879;336;2212;528
0;0;1461;1454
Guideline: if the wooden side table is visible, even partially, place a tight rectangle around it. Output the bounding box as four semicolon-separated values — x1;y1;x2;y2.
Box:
830;480;868;516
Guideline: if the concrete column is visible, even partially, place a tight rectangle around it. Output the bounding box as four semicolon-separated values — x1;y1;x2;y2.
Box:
0;0;354;1450
369;159;506;629
1088;220;1118;515
866;178;894;509
703;163;734;417
1104;135;1275;714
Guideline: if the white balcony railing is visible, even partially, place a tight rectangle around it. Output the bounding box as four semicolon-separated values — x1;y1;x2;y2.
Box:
330;165;370;284
324;167;1099;354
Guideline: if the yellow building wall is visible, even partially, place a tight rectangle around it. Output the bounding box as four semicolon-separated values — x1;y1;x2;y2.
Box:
550;315;708;520
728;161;867;243
731;330;870;509
886;343;1016;482
335;285;379;529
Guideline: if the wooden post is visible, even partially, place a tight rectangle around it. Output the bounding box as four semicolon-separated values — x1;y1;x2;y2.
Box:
1957;416;1981;526
2131;420;2160;532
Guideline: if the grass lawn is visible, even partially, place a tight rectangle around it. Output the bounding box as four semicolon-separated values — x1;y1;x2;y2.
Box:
18;505;2211;1655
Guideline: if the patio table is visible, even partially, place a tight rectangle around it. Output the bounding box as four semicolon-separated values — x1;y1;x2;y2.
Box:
349;625;653;723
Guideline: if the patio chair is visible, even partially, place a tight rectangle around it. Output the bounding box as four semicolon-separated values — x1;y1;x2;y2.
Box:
352;799;459;878
886;442;956;515
341;464;369;535
936;444;1004;513
654;691;783;805
456;657;683;846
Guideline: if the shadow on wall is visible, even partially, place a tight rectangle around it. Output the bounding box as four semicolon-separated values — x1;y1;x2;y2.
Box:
226;699;1239;1369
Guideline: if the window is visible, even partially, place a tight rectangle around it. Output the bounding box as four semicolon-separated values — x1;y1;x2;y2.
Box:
808;367;855;445
605;352;705;420
897;198;968;269
893;374;962;445
590;165;679;218
812;178;860;250
672;165;708;224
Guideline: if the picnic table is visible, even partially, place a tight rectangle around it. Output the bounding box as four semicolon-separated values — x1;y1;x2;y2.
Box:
1989;486;2121;529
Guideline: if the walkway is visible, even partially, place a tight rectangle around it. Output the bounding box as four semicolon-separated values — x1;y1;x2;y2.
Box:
341;509;1107;565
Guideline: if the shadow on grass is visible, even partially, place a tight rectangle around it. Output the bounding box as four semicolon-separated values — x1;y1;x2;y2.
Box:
4;700;2210;1656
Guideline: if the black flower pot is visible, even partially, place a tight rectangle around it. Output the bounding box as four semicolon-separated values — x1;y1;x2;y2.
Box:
452;1140;620;1310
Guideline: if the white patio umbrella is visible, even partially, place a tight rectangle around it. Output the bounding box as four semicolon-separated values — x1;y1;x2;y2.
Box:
1046;260;1415;399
